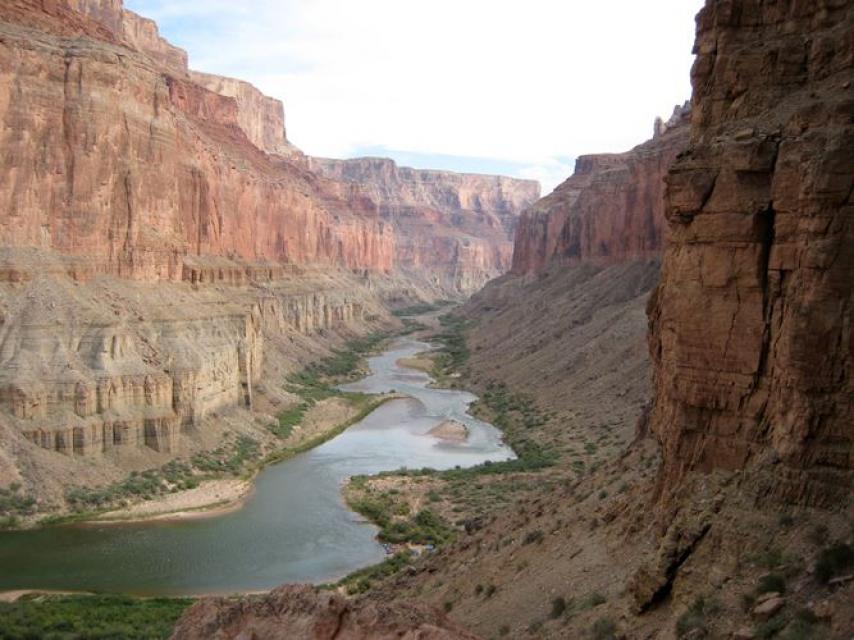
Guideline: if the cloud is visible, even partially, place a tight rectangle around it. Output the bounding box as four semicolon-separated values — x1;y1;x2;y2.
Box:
126;0;704;192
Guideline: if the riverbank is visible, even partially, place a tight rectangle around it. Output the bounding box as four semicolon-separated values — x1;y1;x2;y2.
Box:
335;310;567;594
1;327;408;531
0;305;513;592
89;393;398;525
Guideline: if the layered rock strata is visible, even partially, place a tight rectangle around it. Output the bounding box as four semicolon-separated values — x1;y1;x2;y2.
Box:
511;106;690;275
311;157;540;294
0;0;395;280
0;266;371;458
648;0;854;507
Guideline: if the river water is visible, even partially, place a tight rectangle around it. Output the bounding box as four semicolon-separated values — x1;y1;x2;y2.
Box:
0;338;512;596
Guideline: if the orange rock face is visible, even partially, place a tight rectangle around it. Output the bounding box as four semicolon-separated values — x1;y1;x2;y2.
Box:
311;157;540;294
511;106;690;275
0;0;396;279
0;1;535;289
648;0;854;506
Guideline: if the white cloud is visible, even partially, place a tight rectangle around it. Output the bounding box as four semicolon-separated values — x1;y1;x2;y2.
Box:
127;0;704;193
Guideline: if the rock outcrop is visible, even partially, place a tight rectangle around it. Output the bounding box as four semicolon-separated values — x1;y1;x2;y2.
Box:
189;70;298;157
65;0;188;72
311;157;540;294
171;584;481;640
511;106;690;275
648;0;854;507
0;264;372;458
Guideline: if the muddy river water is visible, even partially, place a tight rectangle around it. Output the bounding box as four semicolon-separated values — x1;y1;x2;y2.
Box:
0;338;512;595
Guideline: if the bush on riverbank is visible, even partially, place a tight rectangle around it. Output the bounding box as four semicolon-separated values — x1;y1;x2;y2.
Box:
0;484;37;527
347;486;455;547
66;460;199;511
64;437;260;513
337;552;412;595
431;314;470;378
391;300;454;318
273;330;391;441
0;594;193;640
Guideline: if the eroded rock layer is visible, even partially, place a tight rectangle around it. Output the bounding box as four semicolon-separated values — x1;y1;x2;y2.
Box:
311;157;540;294
511;105;690;275
648;0;853;506
0;262;373;458
171;584;481;640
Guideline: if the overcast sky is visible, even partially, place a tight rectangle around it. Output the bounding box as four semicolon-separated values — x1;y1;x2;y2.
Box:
126;0;704;193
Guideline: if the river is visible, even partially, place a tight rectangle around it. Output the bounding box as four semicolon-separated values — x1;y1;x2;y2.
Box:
0;338;512;596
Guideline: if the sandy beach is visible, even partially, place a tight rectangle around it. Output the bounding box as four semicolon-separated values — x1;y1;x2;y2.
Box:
92;477;253;524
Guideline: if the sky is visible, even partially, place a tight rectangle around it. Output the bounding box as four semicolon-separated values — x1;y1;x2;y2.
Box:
125;0;704;194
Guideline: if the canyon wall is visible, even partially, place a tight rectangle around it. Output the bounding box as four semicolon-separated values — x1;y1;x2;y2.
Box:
189;70;299;157
0;269;374;458
648;0;853;507
0;0;389;472
311;157;540;294
511;104;690;275
0;0;394;281
0;0;539;484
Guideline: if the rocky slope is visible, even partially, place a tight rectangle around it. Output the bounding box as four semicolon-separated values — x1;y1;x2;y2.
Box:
311;157;540;294
511;103;689;275
171;585;480;640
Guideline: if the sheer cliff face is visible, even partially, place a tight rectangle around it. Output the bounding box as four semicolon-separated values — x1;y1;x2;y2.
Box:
311;157;540;294
511;109;690;275
189;71;298;157
0;0;394;279
649;0;853;505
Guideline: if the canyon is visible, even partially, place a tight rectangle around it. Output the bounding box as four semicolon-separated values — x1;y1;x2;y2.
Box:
0;0;537;506
338;2;852;639
0;0;851;639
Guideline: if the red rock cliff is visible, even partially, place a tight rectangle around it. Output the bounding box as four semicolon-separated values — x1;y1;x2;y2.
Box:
648;0;853;506
189;70;298;157
65;0;188;71
511;105;690;275
0;0;394;279
310;157;540;293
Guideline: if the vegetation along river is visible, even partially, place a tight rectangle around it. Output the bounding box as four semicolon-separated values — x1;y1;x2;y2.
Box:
0;338;513;596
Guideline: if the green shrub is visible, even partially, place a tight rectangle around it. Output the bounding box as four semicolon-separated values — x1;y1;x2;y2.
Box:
339;552;411;594
578;592;606;610
757;573;786;594
591;617;617;640
0;485;36;520
755;614;787;639
523;529;545;545
815;542;854;584
549;597;567;619
676;596;719;638
0;594;192;640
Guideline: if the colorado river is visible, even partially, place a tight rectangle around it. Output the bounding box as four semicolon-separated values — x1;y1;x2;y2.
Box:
0;338;512;596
